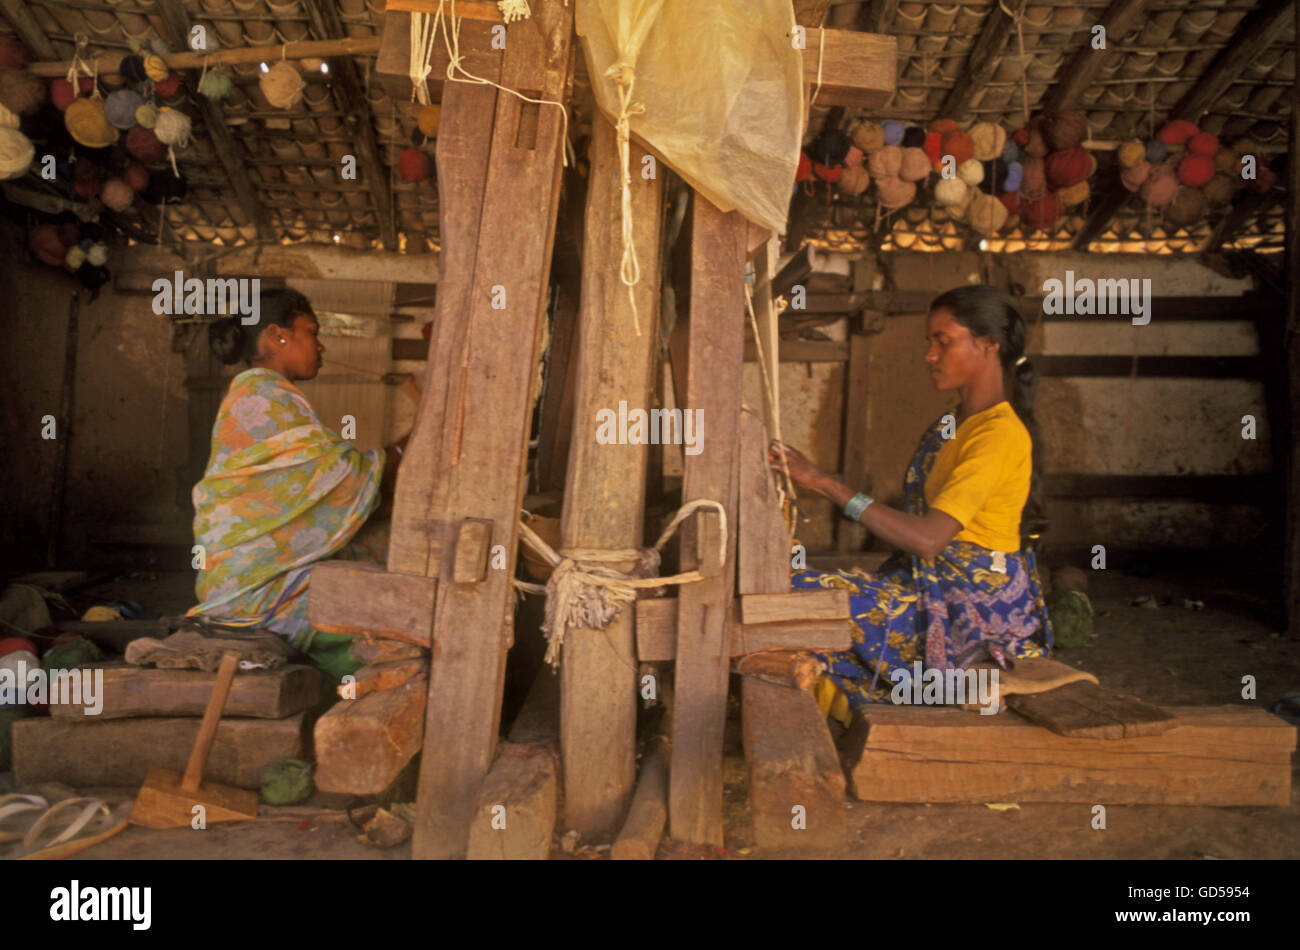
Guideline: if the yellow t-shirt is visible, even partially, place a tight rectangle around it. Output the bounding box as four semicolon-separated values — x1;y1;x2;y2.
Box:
923;401;1031;553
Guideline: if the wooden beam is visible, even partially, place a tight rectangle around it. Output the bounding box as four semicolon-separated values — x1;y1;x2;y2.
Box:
308;562;437;645
737;408;792;595
1170;0;1294;121
837;332;872;552
558;111;663;835
156;0;273;241
842;705;1294;805
466;743;559;860
28;35;384;78
669;195;747;846
0;0;57;61
1286;0;1300;637
634;597;852;662
1203;191;1283;255
802;29;897;110
937;1;1015;120
1040;0;1147;114
1071;172;1132;251
301;0;399;250
869;0;899;34
410;2;574;860
313;674;427;794
611;740;668;860
785;291;1280;321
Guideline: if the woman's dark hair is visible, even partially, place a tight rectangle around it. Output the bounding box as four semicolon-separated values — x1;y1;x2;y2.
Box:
929;285;1047;541
209;288;315;365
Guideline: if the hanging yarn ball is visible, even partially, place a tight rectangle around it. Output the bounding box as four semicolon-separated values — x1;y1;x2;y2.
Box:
1155;118;1198;145
261;758;314;806
1001;139;1024;164
812;161;841;183
49;76;94;112
143;54;170;83
29;224;66;266
1177;153;1214;188
0;69;46;116
125;125;165;163
0;35;25;70
260;61;305;110
1230;137;1260;159
199;69;233;102
875;175;915;210
101;177;135;211
118;54;148;84
866;144;902;179
795;151;811;182
1202;174;1234;207
957;158;984;187
851;120;884;154
122;161;149;191
135;102;158;128
1145;140;1167;164
967;192;1008;235
843;145;864;169
933;176;968;207
1041;110;1088;151
1011;126;1030;147
1044;146;1093;189
1019;192;1062;230
809;127;852;168
881;120;904;147
1212;146;1239;176
939;129;974;165
928;118;959;134
1057;179;1090;207
901;126;926;149
922;131;942;167
66;98;118;148
104;89;144;129
154;107;191;147
397;147;432;182
837;164;870;196
154;71;182;99
86;242;109;267
1117;140;1146;169
64;245;87;271
1165;186;1205;227
1023;121;1048;158
898;147;931;182
1002;161;1023;193
1140;164;1177;206
0;102;16;129
1019;156;1047;199
1120;160;1151;192
0;125;33;180
417;103;441;137
1186;131;1219;157
968;121;1006;162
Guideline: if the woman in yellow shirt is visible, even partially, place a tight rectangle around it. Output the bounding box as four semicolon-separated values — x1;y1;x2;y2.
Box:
770;285;1053;718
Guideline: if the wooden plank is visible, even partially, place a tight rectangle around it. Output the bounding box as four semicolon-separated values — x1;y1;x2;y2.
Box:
750;237;782;434
1170;0;1293;120
738;408;792;595
307;562;437;645
669;195;747;845
844;705;1295;805
466;743;558;860
1007;681;1179;739
339;658;428;700
0;0;57;60
12;714;305;790
635;598;850;661
314;674;427;795
1041;0;1148;114
741;678;846;852
802;29;897;110
734;651;824;692
937;2;1014;120
772;243;815;301
48;662;320;720
412;2;574;860
741;590;850;626
452;518;493;584
611;739;669;860
350;638;427;664
837;332;871;553
558;111;663;835
375;10;503;102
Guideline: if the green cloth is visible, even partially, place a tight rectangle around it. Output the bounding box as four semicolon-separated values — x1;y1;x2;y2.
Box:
298;630;363;683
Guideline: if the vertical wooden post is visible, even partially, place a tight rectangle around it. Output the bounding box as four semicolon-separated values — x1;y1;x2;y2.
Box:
407;6;574;859
1286;0;1300;636
668;195;747;844
749;235;782;436
558;113;663;834
836;332;872;552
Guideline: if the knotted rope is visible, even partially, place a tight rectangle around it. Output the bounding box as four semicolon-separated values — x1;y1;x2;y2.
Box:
606;61;647;336
516;498;726;668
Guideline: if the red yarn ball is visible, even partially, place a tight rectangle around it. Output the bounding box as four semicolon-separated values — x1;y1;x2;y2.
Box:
928;118;959;134
1044;147;1093;189
0;636;38;659
1011;127;1030;147
397;147;432;183
939;129;974;165
153;71;182;99
29;223;66;266
122;161;149;192
1019;193;1062;230
812;161;842;183
125;126;166;164
998;191;1021;214
1041;110;1088;151
796;151;811;182
1176;154;1215;188
923;131;942;168
50;77;95;112
1155;119;1199;145
1187;131;1219;157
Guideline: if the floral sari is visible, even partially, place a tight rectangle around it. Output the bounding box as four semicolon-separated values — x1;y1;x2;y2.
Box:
794;414;1053;710
188;368;385;671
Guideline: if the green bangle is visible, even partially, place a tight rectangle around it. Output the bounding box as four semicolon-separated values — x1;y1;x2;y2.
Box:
843;492;874;522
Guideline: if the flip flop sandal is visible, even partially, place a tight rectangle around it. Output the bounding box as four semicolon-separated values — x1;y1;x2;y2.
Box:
8;797;132;860
0;794;48;844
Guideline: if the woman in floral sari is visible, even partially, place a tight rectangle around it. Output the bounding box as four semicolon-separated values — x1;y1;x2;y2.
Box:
770;286;1053;725
189;290;405;682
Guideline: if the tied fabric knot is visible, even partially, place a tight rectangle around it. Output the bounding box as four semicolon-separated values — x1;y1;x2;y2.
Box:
516;499;727;668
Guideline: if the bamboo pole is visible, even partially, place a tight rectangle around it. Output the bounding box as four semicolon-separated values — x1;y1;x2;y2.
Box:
28;36;383;78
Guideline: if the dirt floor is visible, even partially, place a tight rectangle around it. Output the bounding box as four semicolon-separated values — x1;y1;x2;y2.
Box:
4;561;1298;860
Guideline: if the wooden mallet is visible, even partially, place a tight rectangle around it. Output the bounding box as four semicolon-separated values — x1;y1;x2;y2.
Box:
130;650;260;829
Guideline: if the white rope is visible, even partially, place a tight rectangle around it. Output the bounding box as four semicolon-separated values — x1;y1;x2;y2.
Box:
607;62;646;335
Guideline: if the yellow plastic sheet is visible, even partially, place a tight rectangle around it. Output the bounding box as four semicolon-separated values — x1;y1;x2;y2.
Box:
576;0;804;234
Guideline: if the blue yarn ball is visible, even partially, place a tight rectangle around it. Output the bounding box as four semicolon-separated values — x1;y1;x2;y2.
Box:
881;120;905;146
1003;161;1024;192
1145;140;1167;163
104;89;143;129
